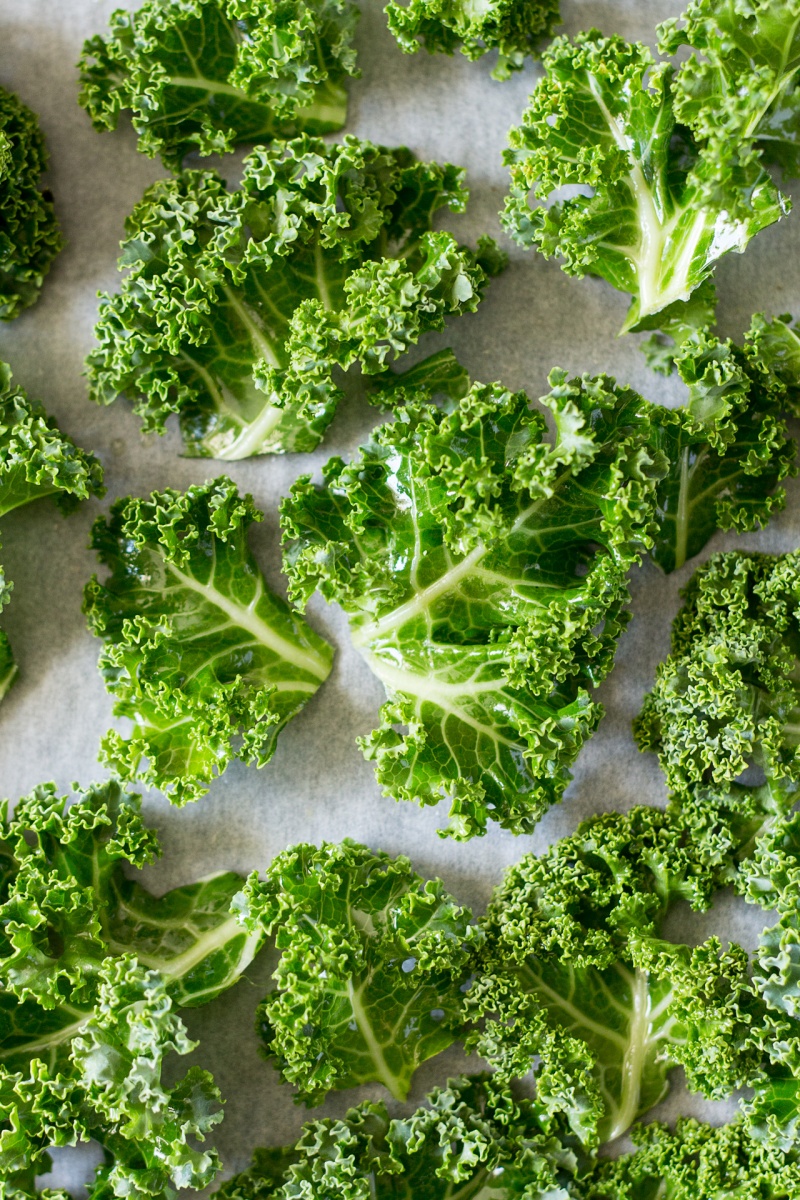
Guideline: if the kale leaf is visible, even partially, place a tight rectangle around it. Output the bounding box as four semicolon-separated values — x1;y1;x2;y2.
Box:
281;373;665;839
87;136;504;460
0;779;263;1199
634;551;800;798
236;840;481;1103
84;477;333;805
78;0;360;169
0;363;104;701
647;323;797;573
0;86;62;321
465;796;791;1148
503;27;789;333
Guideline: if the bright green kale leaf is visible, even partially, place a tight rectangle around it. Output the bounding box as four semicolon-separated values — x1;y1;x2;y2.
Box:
660;0;800;180
78;0;359;169
0;779;264;1199
236;840;481;1104
86;136;503;460
215;1074;585;1200
465;801;785;1148
0;363;104;702
583;1117;800;1199
503;30;787;333
0;86;62;321
281;373;665;840
384;0;561;79
647;325;797;573
84;477;333;805
634;551;800;798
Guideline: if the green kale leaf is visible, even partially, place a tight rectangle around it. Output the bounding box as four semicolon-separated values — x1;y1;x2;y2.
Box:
0;86;62;321
86;136;503;459
84;477;333;805
465;799;787;1148
384;0;561;80
583;1117;800;1199
214;1074;585;1199
503;29;788;332
647;324;797;573
281;373;665;839
236;840;481;1103
634;551;800;798
660;0;800;180
0;779;263;1199
78;0;360;169
0;363;104;701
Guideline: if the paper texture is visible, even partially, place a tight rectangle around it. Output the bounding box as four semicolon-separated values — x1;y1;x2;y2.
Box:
0;0;798;1189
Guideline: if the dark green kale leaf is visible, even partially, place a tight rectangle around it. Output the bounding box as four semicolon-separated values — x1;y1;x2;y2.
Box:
647;324;797;573
236;840;482;1103
634;551;800;798
0;363;104;702
78;0;360;169
503;28;788;334
86;136;503;460
214;1074;586;1199
84;477;333;805
281;372;665;839
465;798;789;1148
0;86;62;321
0;779;264;1199
384;0;561;79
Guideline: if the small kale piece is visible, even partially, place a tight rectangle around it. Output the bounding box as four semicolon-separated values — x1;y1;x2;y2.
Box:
281;373;665;839
0;363;104;700
78;0;359;169
87;136;503;459
215;1074;585;1199
0;780;263;1198
0;86;62;321
634;551;800;798
647;324;797;573
84;477;333;805
503;28;788;333
236;840;481;1104
384;0;561;79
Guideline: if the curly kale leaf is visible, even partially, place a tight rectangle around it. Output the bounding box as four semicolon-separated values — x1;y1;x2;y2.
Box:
583;1117;800;1199
503;30;788;332
281;373;665;839
0;779;263;1020
84;477;333;805
0;780;263;1199
647;324;797;573
634;551;800;798
87;137;503;460
384;0;561;80
236;840;481;1104
215;1074;585;1199
78;0;360;169
466;800;786;1148
660;0;800;180
0;363;104;702
0;86;62;321
0;959;223;1200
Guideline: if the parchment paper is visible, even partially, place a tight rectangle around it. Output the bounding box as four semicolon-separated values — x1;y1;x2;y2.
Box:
1;0;799;1190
